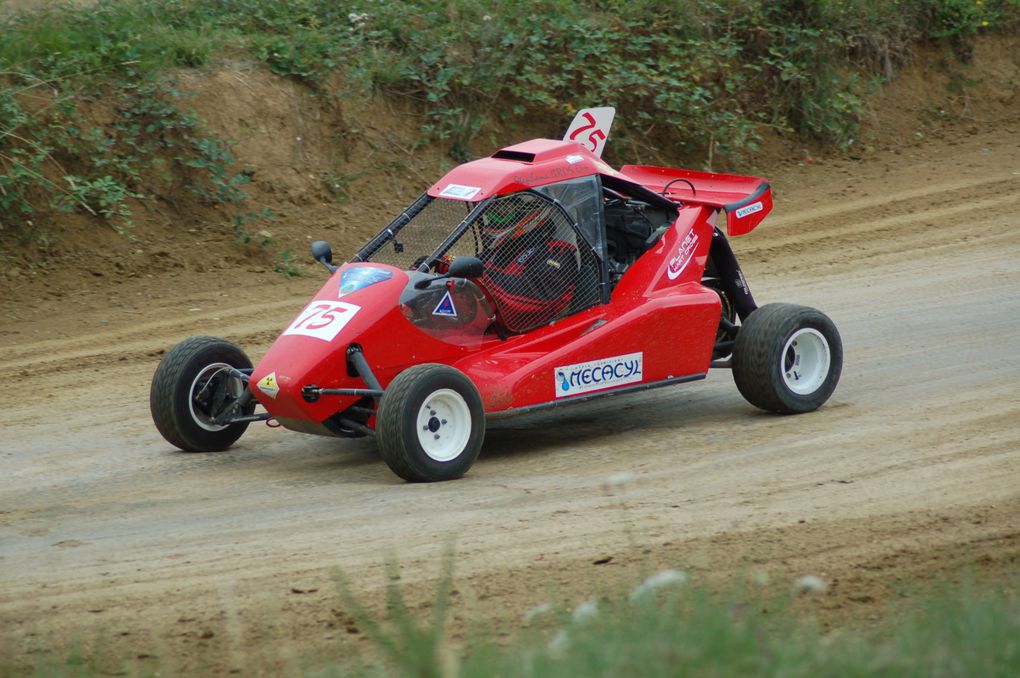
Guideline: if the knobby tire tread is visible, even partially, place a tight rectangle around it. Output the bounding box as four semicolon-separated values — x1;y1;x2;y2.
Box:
149;336;252;452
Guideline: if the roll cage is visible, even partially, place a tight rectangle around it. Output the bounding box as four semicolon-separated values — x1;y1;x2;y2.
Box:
351;173;681;312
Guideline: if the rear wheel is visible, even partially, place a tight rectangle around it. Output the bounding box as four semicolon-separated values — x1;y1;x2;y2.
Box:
376;364;485;482
703;276;736;359
732;304;842;414
150;336;255;451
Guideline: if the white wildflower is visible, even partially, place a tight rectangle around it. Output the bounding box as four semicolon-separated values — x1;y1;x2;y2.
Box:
523;602;553;623
604;470;635;489
547;629;570;657
571;598;598;623
348;12;369;26
629;569;689;601
793;575;827;594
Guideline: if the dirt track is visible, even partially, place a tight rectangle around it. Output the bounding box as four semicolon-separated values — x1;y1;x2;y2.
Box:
2;126;1019;673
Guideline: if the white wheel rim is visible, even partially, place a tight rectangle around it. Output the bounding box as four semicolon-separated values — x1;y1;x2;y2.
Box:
781;328;831;395
416;388;472;462
189;363;244;432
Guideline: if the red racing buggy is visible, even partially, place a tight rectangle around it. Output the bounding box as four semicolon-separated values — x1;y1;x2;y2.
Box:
150;108;842;482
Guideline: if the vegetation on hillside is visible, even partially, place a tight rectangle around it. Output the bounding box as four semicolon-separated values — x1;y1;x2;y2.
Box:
1;0;1018;245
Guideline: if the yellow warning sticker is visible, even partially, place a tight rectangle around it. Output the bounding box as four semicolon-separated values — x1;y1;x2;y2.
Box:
257;372;280;399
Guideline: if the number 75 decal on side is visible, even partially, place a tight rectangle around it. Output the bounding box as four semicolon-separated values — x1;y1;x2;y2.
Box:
283;300;360;341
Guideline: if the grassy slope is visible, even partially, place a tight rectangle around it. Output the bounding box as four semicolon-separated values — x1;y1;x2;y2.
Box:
2;0;1019;246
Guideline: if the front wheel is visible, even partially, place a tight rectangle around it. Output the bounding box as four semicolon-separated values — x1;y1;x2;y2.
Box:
376;364;485;482
150;336;255;451
732;304;842;414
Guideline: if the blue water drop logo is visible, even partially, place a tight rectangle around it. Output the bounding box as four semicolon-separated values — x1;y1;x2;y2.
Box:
338;267;393;297
558;371;570;392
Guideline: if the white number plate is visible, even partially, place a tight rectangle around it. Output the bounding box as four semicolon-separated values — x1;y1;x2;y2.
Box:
282;300;360;342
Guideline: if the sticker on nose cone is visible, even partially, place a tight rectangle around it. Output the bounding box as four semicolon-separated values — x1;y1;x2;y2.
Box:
283;300;360;341
257;371;280;399
339;266;393;297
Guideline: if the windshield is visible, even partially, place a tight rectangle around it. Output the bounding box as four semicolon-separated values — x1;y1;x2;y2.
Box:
355;176;605;270
353;195;476;270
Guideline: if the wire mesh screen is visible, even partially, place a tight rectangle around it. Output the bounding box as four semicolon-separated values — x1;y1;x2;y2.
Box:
359;191;601;333
361;198;474;270
470;193;600;333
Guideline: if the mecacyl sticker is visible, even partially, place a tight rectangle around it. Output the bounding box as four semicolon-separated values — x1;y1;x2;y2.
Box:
554;352;643;398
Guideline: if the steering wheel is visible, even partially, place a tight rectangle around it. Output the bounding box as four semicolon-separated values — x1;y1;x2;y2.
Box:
412;255;452;274
661;177;697;197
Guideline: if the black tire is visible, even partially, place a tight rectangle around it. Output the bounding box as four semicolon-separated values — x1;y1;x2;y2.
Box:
732;303;842;414
376;364;485;482
149;336;255;452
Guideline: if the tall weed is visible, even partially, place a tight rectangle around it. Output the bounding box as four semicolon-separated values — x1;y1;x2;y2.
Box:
334;563;1020;677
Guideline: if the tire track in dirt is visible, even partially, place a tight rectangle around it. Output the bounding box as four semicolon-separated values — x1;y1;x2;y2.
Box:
0;301;301;377
766;175;1015;230
740;175;1020;275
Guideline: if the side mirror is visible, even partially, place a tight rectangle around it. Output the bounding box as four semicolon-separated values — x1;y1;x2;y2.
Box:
310;240;338;273
446;256;484;279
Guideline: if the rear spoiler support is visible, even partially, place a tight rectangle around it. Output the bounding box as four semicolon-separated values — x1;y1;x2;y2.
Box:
618;165;773;236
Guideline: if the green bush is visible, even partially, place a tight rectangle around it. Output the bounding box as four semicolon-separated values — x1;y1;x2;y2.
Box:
0;72;249;237
106;0;1020;161
0;1;248;241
